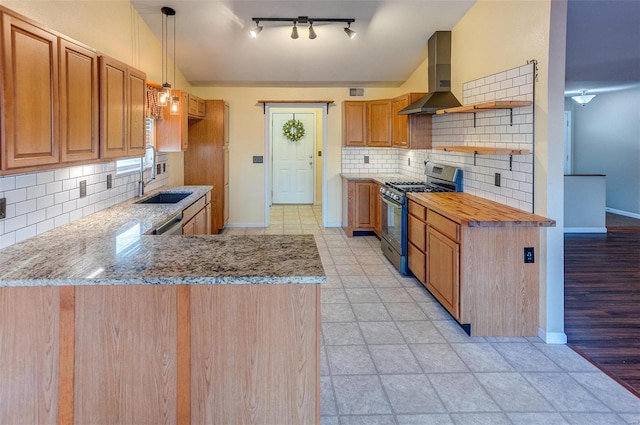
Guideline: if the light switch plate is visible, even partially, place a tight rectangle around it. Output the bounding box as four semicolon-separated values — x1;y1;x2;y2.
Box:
79;180;87;198
0;198;6;219
106;174;113;189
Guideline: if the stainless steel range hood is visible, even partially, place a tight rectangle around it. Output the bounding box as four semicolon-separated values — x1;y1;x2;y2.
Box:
398;31;461;115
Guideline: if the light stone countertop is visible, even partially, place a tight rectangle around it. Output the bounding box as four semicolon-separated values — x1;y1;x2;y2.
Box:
0;186;324;287
340;173;415;185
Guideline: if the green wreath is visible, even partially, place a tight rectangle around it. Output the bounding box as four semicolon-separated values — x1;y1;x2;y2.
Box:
282;119;305;142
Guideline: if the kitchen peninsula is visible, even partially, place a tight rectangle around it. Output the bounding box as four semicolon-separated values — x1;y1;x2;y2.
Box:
0;186;323;425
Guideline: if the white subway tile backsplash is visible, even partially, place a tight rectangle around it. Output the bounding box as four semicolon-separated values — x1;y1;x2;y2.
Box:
0;152;170;249
37;171;55;185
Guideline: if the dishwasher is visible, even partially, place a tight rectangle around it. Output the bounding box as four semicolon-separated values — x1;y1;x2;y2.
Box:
152;213;183;235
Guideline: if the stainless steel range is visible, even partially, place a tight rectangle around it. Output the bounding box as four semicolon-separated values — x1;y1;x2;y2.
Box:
380;162;463;275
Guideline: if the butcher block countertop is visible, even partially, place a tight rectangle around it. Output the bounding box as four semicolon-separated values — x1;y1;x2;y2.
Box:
408;192;556;227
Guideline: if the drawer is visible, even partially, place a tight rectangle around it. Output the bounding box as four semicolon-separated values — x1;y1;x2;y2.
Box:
408;201;426;221
427;210;460;242
408;214;426;251
182;195;207;224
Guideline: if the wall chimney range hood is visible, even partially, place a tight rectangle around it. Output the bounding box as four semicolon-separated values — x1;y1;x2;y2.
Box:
398;31;461;115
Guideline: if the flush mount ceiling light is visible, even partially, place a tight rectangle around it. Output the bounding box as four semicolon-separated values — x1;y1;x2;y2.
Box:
250;16;355;40
572;90;596;105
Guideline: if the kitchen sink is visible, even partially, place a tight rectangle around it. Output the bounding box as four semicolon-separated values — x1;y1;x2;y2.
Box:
136;192;192;204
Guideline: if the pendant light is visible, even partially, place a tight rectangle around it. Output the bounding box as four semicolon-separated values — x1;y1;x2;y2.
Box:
308;21;317;40
158;7;175;107
168;7;180;116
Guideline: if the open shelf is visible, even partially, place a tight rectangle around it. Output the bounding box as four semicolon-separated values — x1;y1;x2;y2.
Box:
435;146;531;170
436;100;532;114
436;100;533;127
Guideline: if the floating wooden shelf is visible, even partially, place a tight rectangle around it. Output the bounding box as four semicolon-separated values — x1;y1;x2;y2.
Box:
257;100;335;114
436;100;533;127
436;100;532;115
435;146;531;170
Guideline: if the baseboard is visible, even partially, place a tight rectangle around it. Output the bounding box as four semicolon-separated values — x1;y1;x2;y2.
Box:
606;207;640;220
564;227;607;234
226;222;266;228
538;328;568;344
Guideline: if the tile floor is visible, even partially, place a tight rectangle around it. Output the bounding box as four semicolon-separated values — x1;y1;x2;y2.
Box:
226;205;640;425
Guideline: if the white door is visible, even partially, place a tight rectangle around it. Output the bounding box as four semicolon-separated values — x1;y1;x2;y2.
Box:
272;112;315;204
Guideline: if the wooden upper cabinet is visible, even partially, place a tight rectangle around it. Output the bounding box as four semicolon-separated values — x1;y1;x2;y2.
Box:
127;68;146;157
1;13;60;170
156;90;189;152
188;94;206;118
392;93;431;149
59;39;99;163
342;101;366;147
367;99;392;147
392;94;411;147
99;56;146;159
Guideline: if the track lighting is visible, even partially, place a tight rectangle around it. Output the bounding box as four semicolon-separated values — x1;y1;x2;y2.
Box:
308;21;317;39
250;21;263;38
250;16;355;40
344;22;356;39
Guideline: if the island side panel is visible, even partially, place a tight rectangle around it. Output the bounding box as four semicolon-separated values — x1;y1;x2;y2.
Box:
190;284;319;425
460;227;540;336
0;286;60;425
73;286;177;424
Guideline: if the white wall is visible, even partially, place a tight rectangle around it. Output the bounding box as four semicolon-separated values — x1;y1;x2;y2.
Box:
570;88;640;215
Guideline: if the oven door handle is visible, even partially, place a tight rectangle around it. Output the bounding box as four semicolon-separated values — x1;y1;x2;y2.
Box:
380;195;403;208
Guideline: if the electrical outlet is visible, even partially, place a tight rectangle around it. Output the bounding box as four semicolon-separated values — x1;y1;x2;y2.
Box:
524;247;535;263
162;163;166;172
364;155;369;164
79;180;87;198
106;174;113;189
0;198;6;219
156;163;162;175
253;156;264;163
408;158;411;166
495;173;501;187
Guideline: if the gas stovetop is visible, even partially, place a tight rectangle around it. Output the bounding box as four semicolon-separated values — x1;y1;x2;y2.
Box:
380;163;463;203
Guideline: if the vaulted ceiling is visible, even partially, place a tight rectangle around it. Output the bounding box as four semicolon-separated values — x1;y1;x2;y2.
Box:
131;0;640;93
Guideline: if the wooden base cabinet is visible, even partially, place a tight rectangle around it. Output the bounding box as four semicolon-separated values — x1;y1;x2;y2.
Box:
407;200;539;336
0;283;320;424
344;179;381;237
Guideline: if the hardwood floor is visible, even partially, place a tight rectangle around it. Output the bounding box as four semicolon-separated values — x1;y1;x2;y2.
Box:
564;229;640;397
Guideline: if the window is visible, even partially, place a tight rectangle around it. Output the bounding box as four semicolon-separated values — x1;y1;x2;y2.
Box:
116;118;155;175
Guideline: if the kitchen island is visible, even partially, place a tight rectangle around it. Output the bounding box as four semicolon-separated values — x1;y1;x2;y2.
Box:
407;192;555;337
0;186;324;425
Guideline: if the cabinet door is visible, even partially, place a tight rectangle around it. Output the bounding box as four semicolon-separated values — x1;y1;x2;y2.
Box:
182;216;196;235
127;67;146;157
408;242;426;284
99;56;127;158
342;101;366;147
156;90;188;152
367;100;392;147
354;182;374;228
372;183;381;236
60;39;99;163
2;14;59;169
391;95;410;148
427;226;460;319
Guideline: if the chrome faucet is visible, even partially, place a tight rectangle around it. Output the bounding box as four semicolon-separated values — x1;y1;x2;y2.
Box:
139;145;157;197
